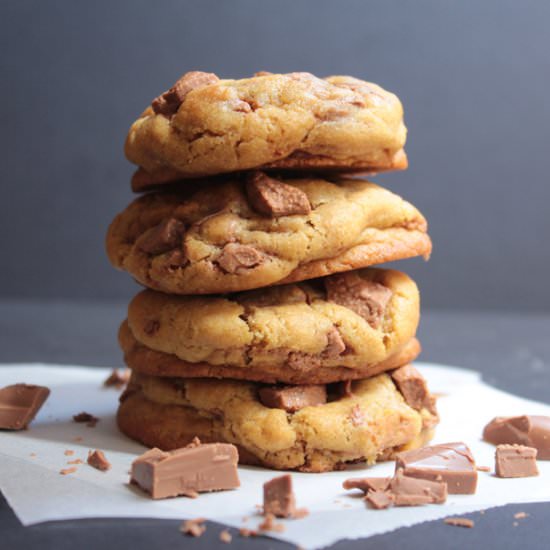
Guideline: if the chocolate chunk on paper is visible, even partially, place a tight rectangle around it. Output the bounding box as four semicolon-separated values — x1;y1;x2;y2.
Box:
246;171;311;217
342;477;391;493
0;384;50;430
390;470;447;506
495;444;539;478
396;442;478;494
130;440;240;499
263;474;307;519
483;415;550;459
258;384;327;412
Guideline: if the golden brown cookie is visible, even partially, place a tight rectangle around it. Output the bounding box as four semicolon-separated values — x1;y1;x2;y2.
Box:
106;176;431;295
125;71;407;184
122;268;420;380
117;370;438;472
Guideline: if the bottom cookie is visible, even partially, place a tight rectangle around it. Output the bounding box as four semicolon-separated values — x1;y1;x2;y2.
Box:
118;367;438;472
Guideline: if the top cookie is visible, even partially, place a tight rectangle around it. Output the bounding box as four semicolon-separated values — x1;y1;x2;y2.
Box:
125;71;407;188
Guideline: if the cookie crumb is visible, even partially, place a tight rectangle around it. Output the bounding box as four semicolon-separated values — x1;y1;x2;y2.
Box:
444;517;474;528
29;453;37;458
59;467;77;476
103;368;130;389
219;529;232;543
180;518;206;537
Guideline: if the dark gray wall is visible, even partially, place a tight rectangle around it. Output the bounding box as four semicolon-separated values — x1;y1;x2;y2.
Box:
1;0;549;310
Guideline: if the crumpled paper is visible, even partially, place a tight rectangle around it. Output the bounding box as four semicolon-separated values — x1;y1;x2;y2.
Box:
1;363;550;549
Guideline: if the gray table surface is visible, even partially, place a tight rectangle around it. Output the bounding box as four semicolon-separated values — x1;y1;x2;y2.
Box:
1;299;550;549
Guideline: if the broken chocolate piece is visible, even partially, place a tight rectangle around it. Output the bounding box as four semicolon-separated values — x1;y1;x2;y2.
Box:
495;444;539;478
219;529;232;543
322;326;346;359
444;517;474;528
60;467;77;475
258;384;327;412
73;412;99;427
130;441;240;499
395;442;478;494
217;243;262;274
263;474;307;519
180;518;206;537
258;513;285;533
325;272;393;328
103;369;130;389
138;218;186;255
152;71;219;116
87;449;111;472
365;490;394;509
483;415;550;459
342;477;391;492
246;171;311;217
390;470;447;506
391;365;437;414
0;384;50;430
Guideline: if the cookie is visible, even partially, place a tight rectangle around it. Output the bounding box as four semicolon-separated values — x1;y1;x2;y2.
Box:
106;176;431;295
124;71;407;184
123;268;420;380
117;369;438;472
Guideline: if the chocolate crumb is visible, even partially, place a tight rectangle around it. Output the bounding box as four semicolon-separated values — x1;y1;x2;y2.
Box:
258;513;285;533
67;459;83;465
87;449;111;471
73;412;99;427
514;512;528;519
239;528;257;537
219;529;232;543
477;465;491;472
444;517;474;528
180;518;206;537
64;450;74;456
73;437;83;442
103;369;130;389
60;467;78;476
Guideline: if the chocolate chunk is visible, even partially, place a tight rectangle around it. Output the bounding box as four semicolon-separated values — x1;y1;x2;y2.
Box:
138;218;186;255
444;517;475;528
286;351;321;372
391;365;437;414
73;412;99;427
325;272;393;328
87;449;111;472
365;490;394;509
180;518;206;537
495;444;539;478
322;326;346;359
390;470;447;506
217;243;262;274
483;415;550;459
143;320;160;335
395;442;478;494
103;369;130;389
263;474;307;519
0;384;50;430
130;440;240;499
246;171;311;217
258;384;327;412
152;71;219;116
342;477;391;492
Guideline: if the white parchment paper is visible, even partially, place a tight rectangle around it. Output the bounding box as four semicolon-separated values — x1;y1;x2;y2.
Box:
1;363;550;549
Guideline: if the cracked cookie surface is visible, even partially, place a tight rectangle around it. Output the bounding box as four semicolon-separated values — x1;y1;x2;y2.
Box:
117;370;438;472
106;177;431;295
125;71;407;186
123;268;420;377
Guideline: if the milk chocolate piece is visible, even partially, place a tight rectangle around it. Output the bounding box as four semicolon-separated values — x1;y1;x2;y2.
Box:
0;384;50;430
391;365;437;414
395;442;478;494
258;384;327;412
263;474;307;518
103;369;130;388
325;272;393;328
130;441;240;499
73;412;99;427
495;444;539;478
180;518;206;537
246;171;312;217
365;490;394;509
138;218;186;255
390;470;447;506
343;477;391;492
444;517;474;528
217;243;263;274
483;415;550;459
87;449;111;472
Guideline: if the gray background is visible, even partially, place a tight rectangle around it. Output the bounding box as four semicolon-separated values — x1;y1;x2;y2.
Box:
1;0;549;310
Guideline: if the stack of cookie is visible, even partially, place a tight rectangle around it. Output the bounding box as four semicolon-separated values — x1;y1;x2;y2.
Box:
107;71;438;472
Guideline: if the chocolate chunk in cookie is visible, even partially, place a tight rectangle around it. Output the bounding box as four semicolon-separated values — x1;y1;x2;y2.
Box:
152;71;219;117
246;172;311;217
325;272;392;328
138;218;185;255
391;365;436;414
216;243;263;274
258;384;327;412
